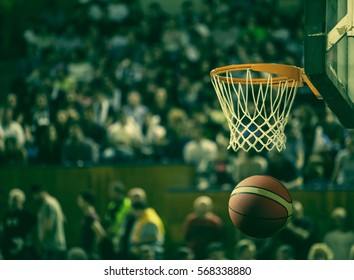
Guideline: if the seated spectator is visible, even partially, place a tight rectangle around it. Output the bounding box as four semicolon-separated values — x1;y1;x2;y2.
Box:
0;137;27;166
183;125;218;187
275;244;295;260
36;125;61;165
207;145;234;190
0;106;26;148
234;239;257;260
80;106;107;150
149;87;171;127
175;246;195;260
137;244;157;260
103;110;142;162
206;242;228;260
331;135;354;187
140;112;166;161
122;90;149;128
66;247;88;260
307;243;334;260
266;149;303;189
5;92;24;125
163;108;190;162
61;122;99;166
28;92;51;144
91;78;114;127
230;150;268;184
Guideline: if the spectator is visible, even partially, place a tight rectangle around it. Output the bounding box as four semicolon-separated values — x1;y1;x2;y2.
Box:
140;111;167;161
331;135;354;186
117;187;147;259
149;87;171;127
230;150;268;184
163;108;190;162
80;106;107;150
175;246;195;260
36;124;61;165
0;188;36;259
323;207;354;260
183;125;218;186
0;136;27;166
283;121;306;172
61;122;99;166
28;92;51;145
103;110;142;162
77;190;106;259
234;239;257;260
275;244;295;260
183;196;224;260
103;181;131;254
0;107;26;148
90;78;114;127
30;184;66;259
277;200;317;259
128;200;165;260
266;149;303;189
206;242;228;260
66;247;88;260
307;243;334;260
122;90;149;128
5;93;24;125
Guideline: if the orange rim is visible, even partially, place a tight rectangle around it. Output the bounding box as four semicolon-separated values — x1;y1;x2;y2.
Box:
210;63;304;86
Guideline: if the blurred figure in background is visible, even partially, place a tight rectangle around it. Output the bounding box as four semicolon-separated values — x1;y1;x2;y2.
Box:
277;200;317;259
331;135;354;187
77;190;106;259
206;242;228;260
0;188;36;259
66;246;88;260
234;239;257;260
103;181;131;256
128;200;165;260
183;196;224;259
275;244;295;260
175;246;195;260
307;243;334;260
117;187;147;259
323;207;354;259
62;122;99;166
30;184;66;259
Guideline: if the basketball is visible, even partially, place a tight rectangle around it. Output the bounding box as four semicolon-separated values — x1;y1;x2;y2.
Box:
228;175;293;238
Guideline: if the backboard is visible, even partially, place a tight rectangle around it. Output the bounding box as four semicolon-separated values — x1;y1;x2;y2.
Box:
304;0;354;128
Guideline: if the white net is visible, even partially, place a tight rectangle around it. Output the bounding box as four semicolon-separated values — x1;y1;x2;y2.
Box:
211;68;299;152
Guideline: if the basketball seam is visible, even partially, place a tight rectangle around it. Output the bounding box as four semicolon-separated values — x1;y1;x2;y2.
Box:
232;185;292;203
230;191;290;216
228;206;292;220
230;187;293;215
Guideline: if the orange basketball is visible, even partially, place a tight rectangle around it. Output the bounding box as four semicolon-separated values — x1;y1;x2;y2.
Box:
228;175;293;238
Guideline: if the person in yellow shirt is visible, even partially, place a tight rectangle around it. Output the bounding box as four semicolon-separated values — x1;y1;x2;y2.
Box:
129;201;165;259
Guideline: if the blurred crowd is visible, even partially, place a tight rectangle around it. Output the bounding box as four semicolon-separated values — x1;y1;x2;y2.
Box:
0;0;353;189
1;183;354;260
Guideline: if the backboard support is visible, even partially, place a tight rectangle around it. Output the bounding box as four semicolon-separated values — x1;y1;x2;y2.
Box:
304;0;354;128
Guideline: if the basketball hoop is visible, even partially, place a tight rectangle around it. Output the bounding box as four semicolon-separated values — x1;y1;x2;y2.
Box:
210;63;320;152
